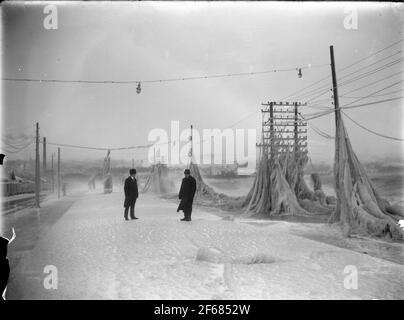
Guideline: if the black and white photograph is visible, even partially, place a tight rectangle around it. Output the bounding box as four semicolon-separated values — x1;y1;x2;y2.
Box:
0;1;403;304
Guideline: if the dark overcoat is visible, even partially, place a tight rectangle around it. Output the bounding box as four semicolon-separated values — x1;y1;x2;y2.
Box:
0;237;10;300
177;176;197;212
124;176;138;208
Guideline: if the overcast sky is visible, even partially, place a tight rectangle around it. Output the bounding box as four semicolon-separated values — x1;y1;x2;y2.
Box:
1;1;403;165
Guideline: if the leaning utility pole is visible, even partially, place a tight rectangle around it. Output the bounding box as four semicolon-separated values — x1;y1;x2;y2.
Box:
35;122;40;208
330;45;341;125
57;147;61;199
43;137;47;170
330;45;342;217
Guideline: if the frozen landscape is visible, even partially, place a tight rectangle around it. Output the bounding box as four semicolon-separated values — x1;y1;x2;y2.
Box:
4;187;403;300
2;1;404;302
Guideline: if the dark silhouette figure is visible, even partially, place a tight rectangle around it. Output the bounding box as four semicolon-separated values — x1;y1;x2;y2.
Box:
1;228;15;300
88;175;96;190
124;169;139;220
177;169;196;221
0;154;5;165
62;182;67;196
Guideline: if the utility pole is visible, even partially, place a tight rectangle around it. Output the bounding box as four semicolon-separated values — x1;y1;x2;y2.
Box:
43;137;47;170
189;124;193;163
330;45;341;215
211;150;214;176
51;154;54;192
189;124;193;165
132;158;135;168
269;102;274;158
330;45;341;126
57;147;61;199
294;102;298;157
261;111;265;155
35;122;40;208
233;135;237;165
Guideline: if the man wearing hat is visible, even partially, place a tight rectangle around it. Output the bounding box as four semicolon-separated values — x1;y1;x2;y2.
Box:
177;169;197;221
123;169;139;220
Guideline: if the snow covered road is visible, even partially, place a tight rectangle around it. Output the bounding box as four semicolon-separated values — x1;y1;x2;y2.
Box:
7;191;404;299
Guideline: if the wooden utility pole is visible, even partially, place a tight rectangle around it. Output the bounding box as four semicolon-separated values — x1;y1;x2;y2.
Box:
51;154;54;192
189;124;193;166
294;102;298;156
233;134;237;165
57;148;61;199
35;122;40;208
269;102;274;157
330;45;341;215
261;111;265;151
211;150;214;175
190;125;193;159
43;137;47;170
330;45;340;125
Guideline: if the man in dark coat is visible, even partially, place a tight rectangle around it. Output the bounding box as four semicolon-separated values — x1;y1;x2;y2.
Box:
177;169;197;221
123;169;139;220
0;236;10;300
1;228;15;300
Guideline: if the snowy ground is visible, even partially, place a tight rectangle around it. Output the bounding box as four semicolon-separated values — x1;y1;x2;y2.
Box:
6;189;404;300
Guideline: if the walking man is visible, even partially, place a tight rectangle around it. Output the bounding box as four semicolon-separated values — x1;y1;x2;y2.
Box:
177;169;196;221
123;169;139;221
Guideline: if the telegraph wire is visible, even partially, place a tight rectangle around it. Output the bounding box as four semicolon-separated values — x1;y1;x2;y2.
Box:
2;64;329;85
339;70;404;98
1;140;35;153
337;51;402;83
280;74;330;101
341;88;404;99
337;57;404;88
341;95;404;111
299;112;334;139
341;79;404;108
44;141;153;151
310;124;334;139
301;57;404;103
338;38;404;73
283;39;404;102
341;110;404;141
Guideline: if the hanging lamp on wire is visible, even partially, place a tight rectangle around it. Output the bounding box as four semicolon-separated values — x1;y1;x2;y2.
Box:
136;82;141;94
298;68;302;78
